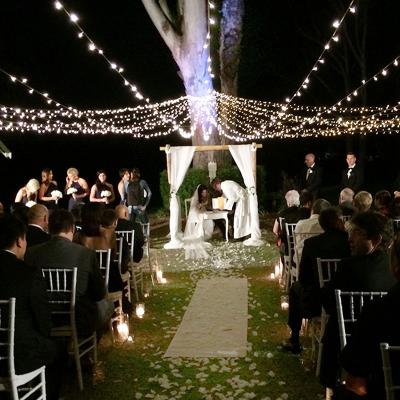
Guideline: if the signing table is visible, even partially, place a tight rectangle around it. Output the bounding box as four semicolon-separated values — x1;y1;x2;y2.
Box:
203;210;229;242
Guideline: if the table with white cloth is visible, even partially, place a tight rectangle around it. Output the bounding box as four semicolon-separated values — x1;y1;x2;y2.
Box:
203;210;229;242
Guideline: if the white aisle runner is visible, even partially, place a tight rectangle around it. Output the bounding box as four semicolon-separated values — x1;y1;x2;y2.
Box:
164;277;248;358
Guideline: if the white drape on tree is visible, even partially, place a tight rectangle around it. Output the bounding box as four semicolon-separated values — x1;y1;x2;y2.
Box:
229;144;263;246
164;146;195;249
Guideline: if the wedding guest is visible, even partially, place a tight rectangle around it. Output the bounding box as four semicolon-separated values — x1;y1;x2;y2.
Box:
341;152;364;193
283;208;350;354
115;204;144;263
117;168;131;205
353;191;373;213
319;211;396;391
15;178;40;205
0;214;61;400
272;190;301;257
337;234;400;400
338;188;355;217
26;204;50;247
38;168;60;210
212;178;251;240
25;209;111;337
294;198;331;264
127;168;152;224
65;167;89;211
374;190;393;218
89;169;115;206
298;190;313;219
300;153;322;198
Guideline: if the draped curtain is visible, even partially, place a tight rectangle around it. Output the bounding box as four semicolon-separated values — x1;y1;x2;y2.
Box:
229;144;263;246
164;146;195;249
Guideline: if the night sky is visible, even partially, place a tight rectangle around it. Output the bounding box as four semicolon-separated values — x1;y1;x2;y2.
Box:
0;0;399;209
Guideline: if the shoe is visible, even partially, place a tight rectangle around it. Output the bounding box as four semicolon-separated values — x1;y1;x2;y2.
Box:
281;341;302;354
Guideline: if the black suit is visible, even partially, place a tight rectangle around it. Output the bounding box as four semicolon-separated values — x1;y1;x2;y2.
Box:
26;224;50;247
341;163;364;193
288;229;351;339
0;250;56;375
320;250;396;388
340;281;400;400
301;165;322;197
25;236;106;335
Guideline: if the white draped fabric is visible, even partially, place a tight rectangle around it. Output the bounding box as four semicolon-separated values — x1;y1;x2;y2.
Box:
229;144;263;246
164;146;195;249
183;185;213;259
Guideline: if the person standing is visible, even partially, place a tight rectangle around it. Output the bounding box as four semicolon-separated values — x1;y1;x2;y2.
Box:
212;178;251;239
89;169;115;206
127;168;152;224
341;152;364;193
65;167;89;211
301;153;322;197
38;168;60;210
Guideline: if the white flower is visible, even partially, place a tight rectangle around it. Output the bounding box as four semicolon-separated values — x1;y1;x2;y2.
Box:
101;190;112;198
51;190;63;199
67;187;77;195
25;200;37;208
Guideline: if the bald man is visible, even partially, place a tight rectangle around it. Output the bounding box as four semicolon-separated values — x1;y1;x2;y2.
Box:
26;204;50;247
300;153;322;198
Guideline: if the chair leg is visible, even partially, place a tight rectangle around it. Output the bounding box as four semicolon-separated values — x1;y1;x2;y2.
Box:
93;333;98;365
74;340;84;391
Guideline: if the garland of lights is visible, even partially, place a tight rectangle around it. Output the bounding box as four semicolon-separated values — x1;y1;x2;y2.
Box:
285;0;357;106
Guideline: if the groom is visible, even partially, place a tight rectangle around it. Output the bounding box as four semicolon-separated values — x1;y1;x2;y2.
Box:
212;178;251;239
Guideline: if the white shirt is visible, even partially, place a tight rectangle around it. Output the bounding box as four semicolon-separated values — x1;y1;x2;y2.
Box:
294;214;323;264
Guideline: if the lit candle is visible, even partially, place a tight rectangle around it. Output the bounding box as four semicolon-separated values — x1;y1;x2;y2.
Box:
117;321;129;341
160;277;167;284
156;270;163;283
274;264;280;277
269;273;275;280
136;303;145;319
281;295;289;311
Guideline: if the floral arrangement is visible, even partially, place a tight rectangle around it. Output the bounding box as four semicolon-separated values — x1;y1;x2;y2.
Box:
101;190;112;198
51;190;63;199
66;187;77;195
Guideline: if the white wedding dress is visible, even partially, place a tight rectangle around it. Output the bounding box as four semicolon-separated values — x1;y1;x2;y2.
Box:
183;185;214;259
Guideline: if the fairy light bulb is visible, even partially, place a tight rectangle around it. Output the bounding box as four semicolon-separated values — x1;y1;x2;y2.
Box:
54;1;62;10
69;13;79;22
332;20;340;28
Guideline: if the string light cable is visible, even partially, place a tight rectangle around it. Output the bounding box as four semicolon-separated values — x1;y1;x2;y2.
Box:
284;0;358;106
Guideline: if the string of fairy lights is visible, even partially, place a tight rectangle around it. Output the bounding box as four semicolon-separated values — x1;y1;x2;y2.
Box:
0;1;399;143
284;0;357;107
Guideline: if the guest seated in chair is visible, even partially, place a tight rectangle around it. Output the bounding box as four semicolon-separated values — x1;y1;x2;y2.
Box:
0;214;61;400
25;209;111;337
319;211;396;391
334;234;400;400
26;204;50;247
282;207;351;354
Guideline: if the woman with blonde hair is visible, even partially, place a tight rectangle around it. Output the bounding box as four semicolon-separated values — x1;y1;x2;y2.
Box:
15;178;40;205
65;167;89;211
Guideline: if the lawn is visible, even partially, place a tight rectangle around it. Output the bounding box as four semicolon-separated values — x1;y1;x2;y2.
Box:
61;220;325;400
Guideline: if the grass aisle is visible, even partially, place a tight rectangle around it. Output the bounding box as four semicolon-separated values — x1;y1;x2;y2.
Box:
62;230;324;400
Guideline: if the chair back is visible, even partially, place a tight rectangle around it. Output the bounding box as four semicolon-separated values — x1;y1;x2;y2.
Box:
335;290;387;350
95;249;112;288
115;230;135;261
0;298;16;377
317;258;341;288
380;343;400;400
113;237;124;274
393;218;400;233
285;223;297;260
340;215;352;223
42;268;77;331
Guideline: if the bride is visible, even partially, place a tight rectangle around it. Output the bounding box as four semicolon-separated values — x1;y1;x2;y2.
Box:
183;184;214;259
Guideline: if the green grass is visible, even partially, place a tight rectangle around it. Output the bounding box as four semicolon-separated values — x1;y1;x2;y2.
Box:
61;226;325;400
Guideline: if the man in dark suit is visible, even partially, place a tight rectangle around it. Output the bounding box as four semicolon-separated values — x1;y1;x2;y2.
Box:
301;153;322;198
341;152;364;193
26;204;50;247
283;207;351;353
115;204;144;263
320;211;396;389
25;209;110;336
0;214;60;399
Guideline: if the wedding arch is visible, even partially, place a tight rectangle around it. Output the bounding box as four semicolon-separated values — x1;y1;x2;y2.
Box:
159;143;263;248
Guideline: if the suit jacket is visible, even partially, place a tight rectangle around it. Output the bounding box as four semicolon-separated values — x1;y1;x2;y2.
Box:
301;165;322;197
299;229;351;291
0;250;55;375
26;224;50;247
341;163;364;193
25;236;106;335
340;281;400;400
